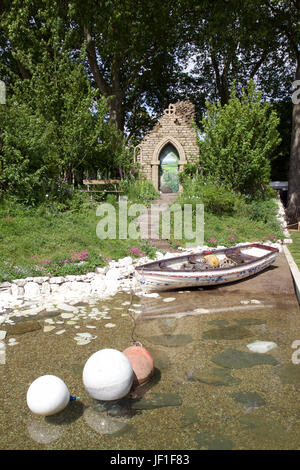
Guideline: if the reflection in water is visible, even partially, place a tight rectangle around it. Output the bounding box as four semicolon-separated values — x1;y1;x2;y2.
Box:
26;419;62;444
83;406;129;435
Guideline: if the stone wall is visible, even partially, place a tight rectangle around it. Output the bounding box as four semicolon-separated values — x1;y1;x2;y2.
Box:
135;101;199;190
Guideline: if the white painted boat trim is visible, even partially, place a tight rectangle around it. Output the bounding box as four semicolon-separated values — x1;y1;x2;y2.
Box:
136;244;278;291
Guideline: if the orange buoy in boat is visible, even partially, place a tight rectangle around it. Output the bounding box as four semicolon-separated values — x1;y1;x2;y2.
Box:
123;344;154;386
203;254;219;267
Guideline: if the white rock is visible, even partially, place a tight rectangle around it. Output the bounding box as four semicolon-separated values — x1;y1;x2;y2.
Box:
56;303;78;313
22;306;45;316
65;275;77;282
250;299;261;304
247;340;278;353
43;326;56;333
41;282;51;296
75;332;93;338
55;330;66;335
163;297;176;303
141;292;160;298
8;338;19;345
49;277;65;284
118;256;133;267
76;338;91;345
24;282;40;299
104;323;116;328
106;268;121;281
60;313;74;319
50;284;60;294
11;284;24;298
12;279;27;287
85;272;96;279
0;330;7;340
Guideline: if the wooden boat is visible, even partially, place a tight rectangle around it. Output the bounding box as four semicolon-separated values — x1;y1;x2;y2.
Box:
135;243;279;291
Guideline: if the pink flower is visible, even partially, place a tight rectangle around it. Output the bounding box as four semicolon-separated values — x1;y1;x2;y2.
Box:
230;235;236;242
209;237;217;245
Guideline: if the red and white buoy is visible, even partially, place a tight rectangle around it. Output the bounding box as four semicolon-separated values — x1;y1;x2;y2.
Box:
123;343;154;386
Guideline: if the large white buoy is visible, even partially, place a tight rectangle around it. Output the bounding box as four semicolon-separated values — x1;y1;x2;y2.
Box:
82;348;134;401
26;375;70;416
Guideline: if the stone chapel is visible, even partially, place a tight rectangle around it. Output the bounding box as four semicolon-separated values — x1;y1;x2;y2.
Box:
134;101;199;193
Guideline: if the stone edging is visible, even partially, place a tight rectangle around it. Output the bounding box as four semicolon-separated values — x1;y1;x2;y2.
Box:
283;245;300;306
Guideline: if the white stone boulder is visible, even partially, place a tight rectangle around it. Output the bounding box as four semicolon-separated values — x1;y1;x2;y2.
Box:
106;268;121;281
118;256;133;267
24;282;40;299
247;340;278;353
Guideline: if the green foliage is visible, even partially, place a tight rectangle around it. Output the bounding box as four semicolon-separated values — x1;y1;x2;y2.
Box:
0;197;155;282
119;179;159;205
0;3;135;204
178;174;237;215
198;80;281;193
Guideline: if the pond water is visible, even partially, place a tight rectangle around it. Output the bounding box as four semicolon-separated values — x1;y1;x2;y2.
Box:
1;285;300;450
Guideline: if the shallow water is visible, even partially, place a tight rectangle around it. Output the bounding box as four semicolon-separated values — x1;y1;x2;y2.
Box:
1;285;300;450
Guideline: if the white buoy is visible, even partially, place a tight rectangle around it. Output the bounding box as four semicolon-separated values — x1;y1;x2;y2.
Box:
26;375;70;416
82;348;134;401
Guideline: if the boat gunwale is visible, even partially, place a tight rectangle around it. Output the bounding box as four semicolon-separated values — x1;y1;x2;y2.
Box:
135;243;279;274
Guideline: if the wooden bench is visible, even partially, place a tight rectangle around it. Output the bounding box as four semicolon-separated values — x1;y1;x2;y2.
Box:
81;179;123;194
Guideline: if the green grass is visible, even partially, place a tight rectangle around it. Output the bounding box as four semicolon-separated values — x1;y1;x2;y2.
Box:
289;232;300;269
0;200;156;282
0;192;284;282
167;200;283;248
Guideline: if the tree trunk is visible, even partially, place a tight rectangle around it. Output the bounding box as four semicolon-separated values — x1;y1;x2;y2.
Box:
286;57;300;224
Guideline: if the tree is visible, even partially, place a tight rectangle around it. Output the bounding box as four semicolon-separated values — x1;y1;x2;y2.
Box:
269;1;300;223
0;10;128;203
198;80;281;193
178;0;294;121
67;0;184;134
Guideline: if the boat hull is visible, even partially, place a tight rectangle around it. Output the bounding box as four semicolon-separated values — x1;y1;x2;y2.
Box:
135;244;278;292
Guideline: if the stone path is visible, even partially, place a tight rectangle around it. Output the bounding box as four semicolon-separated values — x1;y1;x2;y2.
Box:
138;193;179;252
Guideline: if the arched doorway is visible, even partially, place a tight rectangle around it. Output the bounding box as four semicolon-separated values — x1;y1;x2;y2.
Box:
159;144;179;193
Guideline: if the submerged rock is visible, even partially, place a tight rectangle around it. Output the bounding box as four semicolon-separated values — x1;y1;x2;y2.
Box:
212;348;279;369
202;325;252;340
131;393;182;410
207;320;230;327
5;320;41;335
274;364;300;385
147;334;193;347
181;407;200;426
187;367;241;386
238;415;287;442
231;391;266;407
234;318;265;326
194;432;234;450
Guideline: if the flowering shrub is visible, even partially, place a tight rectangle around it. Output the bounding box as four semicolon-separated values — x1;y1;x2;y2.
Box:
209;237;217;246
128;247;144;258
